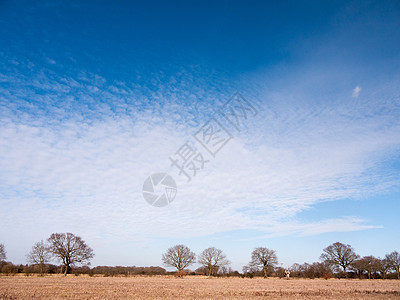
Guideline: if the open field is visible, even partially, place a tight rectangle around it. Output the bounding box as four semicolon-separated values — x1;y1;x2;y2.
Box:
1;275;400;299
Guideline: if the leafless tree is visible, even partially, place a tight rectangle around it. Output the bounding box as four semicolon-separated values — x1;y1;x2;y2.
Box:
375;257;391;279
351;258;366;278
249;247;278;278
242;264;258;275
386;251;400;279
162;244;196;272
356;256;377;279
198;247;230;276
0;244;6;261
26;240;51;275
47;233;94;276
304;262;332;279
320;242;359;276
289;263;302;278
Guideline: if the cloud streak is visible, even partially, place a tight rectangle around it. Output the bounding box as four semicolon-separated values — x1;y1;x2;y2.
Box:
352;86;361;98
0;62;399;264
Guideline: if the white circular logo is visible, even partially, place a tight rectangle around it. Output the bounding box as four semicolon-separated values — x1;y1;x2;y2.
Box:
142;173;177;207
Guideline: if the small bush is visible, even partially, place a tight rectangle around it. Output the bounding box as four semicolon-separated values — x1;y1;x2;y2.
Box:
175;271;187;278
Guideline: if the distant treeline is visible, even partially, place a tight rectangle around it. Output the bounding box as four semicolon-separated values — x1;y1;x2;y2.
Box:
1;261;399;279
0;262;167;276
1;235;399;279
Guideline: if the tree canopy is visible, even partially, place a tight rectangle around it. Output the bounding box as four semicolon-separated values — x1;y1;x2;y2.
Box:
47;233;94;276
162;244;196;272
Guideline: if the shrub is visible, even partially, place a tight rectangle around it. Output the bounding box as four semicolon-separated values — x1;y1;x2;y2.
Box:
175;271;187;278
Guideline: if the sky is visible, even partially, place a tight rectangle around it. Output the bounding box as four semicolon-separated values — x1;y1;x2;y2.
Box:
0;0;400;272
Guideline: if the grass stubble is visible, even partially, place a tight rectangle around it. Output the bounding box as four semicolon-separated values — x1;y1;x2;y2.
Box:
1;275;400;299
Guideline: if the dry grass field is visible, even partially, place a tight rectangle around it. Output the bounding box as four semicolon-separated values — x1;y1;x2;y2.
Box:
1;275;400;299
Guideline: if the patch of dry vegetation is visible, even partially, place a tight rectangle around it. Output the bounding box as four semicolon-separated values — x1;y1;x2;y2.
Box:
1;275;400;299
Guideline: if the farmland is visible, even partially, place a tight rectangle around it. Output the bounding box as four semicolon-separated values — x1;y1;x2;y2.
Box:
1;275;400;299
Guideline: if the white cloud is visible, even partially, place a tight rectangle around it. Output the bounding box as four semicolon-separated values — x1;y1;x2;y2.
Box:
242;217;382;239
352;85;362;98
0;68;399;263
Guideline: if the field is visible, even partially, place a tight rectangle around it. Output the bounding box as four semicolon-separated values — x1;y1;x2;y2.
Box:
1;275;400;299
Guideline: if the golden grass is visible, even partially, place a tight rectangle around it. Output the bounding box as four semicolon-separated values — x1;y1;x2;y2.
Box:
1;275;400;299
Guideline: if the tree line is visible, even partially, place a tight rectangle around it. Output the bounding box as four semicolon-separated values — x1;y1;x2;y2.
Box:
1;233;94;276
161;243;400;279
1;235;399;279
0;233;165;276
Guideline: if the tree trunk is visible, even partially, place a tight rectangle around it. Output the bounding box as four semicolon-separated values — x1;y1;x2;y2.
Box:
263;266;267;278
63;264;71;276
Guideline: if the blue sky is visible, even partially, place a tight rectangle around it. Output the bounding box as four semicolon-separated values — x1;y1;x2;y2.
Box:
0;0;399;271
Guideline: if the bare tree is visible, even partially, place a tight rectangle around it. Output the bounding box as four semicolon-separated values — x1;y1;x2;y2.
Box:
0;243;6;261
320;242;359;276
356;256;377;279
386;251;400;279
289;263;302;278
249;247;278;278
162;244;196;272
27;240;51;275
351;258;366;278
198;247;230;276
47;233;94;276
376;257;391;279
